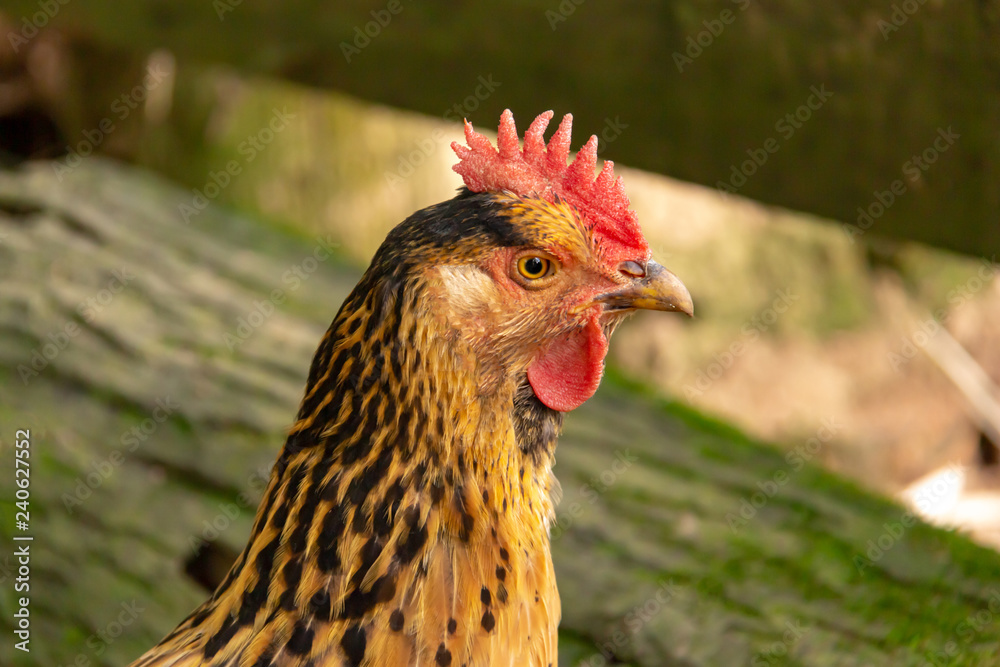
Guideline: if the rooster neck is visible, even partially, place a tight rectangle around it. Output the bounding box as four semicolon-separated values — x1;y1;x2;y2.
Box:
281;270;564;530
142;274;565;665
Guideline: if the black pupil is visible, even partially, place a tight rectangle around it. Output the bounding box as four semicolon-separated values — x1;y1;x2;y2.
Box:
524;257;544;276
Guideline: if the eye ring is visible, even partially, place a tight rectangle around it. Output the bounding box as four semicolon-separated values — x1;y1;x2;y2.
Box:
517;256;551;280
511;253;558;288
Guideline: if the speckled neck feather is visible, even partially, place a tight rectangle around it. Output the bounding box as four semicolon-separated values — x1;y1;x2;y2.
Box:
131;193;564;666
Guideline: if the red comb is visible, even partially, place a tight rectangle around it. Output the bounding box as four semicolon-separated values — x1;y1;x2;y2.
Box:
451;109;649;262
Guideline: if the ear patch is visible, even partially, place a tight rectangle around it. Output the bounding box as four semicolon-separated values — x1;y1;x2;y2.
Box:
437;264;500;313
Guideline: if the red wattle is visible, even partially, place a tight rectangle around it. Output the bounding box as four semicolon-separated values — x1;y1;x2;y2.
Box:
527;317;609;412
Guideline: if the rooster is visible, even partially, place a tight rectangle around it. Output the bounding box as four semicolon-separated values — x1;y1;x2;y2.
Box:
129;109;692;667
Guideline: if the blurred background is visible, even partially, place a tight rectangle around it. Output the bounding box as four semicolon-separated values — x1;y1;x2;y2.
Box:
0;2;999;666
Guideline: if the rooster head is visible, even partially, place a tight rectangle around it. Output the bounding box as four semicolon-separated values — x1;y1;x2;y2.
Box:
430;109;693;412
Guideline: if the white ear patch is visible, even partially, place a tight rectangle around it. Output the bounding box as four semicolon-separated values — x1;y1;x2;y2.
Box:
436;265;501;314
438;264;499;310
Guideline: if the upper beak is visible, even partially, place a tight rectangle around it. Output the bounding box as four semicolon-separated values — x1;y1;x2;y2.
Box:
598;260;694;317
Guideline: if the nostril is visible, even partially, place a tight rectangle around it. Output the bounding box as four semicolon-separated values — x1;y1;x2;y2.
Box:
620;260;646;278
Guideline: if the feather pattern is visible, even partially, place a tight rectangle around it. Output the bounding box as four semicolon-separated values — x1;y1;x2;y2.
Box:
129;193;584;667
129;109;689;667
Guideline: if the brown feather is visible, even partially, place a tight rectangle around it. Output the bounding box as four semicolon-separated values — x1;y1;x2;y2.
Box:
127;193;633;667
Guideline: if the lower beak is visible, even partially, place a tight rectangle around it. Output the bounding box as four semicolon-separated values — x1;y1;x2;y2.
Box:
598;260;694;316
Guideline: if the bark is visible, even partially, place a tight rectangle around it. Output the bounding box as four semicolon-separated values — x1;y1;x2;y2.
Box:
0;159;998;666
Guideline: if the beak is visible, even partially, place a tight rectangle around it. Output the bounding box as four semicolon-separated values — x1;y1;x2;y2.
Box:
598;260;694;316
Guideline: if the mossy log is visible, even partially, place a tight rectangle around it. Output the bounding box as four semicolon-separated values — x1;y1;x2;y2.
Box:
0;159;999;666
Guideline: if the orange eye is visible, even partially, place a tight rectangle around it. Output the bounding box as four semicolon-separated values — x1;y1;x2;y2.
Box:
516;256;553;280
